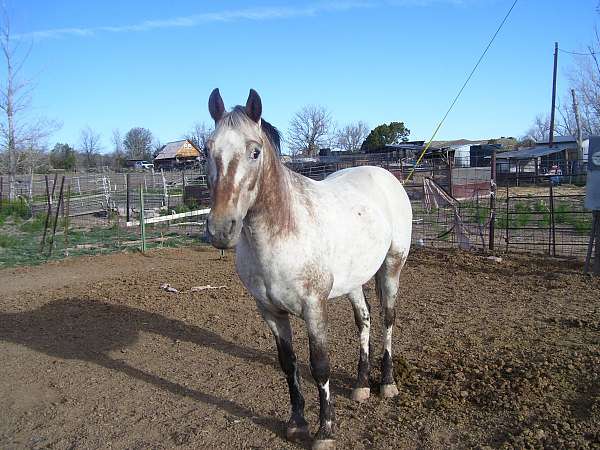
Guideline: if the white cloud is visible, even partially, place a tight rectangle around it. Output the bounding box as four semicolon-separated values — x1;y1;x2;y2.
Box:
16;0;469;40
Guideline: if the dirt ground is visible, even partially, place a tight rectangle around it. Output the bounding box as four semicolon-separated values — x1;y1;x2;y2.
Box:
0;246;599;450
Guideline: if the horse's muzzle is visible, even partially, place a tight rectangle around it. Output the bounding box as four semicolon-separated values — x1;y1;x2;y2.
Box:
206;213;241;249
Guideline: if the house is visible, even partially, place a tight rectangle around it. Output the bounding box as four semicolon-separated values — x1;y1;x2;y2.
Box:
154;139;203;170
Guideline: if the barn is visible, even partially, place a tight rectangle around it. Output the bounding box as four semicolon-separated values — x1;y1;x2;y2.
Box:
153;139;203;170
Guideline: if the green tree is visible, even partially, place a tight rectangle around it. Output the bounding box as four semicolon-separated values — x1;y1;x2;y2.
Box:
361;122;410;152
49;143;76;170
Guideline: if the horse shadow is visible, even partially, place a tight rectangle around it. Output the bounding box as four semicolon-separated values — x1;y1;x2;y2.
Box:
0;297;354;445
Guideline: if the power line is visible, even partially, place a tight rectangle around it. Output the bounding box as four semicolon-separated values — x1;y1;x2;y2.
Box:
404;0;519;182
559;48;597;56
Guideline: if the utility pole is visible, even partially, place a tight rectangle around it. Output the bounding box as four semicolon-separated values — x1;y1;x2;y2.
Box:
549;42;558;148
571;89;584;160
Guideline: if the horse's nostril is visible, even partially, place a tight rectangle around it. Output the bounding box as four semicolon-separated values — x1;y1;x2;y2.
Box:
228;220;237;235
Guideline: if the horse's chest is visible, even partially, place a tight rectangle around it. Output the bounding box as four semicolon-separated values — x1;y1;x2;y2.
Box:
235;241;307;316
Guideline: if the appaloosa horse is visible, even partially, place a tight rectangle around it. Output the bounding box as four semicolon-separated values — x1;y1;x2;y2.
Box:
205;89;412;450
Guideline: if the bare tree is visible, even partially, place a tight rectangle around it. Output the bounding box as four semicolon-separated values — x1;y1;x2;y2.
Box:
523;114;550;142
79;126;102;168
567;29;600;135
287;105;333;157
112;129;124;154
336;121;369;152
184;122;211;149
0;8;58;197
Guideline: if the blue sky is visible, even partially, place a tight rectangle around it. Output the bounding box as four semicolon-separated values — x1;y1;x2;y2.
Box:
9;0;600;153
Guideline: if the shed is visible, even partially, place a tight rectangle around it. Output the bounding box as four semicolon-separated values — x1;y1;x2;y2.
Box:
154;140;202;170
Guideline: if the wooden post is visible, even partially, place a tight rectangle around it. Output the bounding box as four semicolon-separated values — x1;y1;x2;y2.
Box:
48;176;65;257
161;169;168;208
40;175;52;252
126;173;131;222
139;185;146;253
549;42;558;148
489;149;497;251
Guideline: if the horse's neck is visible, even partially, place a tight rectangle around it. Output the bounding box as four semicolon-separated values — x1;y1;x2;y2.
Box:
244;150;299;241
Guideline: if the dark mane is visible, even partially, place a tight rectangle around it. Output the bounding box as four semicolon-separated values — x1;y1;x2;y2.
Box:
260;119;282;157
222;106;282;157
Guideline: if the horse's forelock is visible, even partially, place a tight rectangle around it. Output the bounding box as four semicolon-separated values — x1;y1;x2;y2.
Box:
218;106;281;157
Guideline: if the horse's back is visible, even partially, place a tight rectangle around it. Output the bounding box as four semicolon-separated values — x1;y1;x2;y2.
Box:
324;166;412;239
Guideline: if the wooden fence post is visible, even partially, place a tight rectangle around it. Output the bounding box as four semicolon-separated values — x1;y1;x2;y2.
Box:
161;169;168;208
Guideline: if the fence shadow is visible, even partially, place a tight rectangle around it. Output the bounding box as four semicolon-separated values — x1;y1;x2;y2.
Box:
0;298;355;443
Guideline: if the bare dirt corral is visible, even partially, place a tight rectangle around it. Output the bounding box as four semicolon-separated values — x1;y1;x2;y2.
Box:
1;246;599;449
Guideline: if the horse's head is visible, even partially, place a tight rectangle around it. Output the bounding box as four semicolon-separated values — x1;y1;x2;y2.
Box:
205;88;268;249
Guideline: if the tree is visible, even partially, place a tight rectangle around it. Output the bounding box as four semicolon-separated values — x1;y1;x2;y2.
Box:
152;139;162;159
0;7;58;197
123;127;153;160
523;114;550;142
336;121;369;152
361;122;410;152
49;143;76;171
79;126;102;168
287;105;333;156
109;129;126;169
184;122;211;150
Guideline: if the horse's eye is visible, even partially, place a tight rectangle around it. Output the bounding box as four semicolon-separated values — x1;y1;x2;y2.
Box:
251;148;261;159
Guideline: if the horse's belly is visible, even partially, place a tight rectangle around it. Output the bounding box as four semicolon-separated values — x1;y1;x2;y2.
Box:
326;212;392;298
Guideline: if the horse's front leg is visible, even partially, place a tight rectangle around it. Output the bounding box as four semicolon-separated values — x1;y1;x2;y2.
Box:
304;298;335;450
257;304;309;441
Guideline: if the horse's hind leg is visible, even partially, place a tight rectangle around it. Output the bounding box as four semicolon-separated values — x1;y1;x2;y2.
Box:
348;287;371;402
258;304;309;441
375;250;407;398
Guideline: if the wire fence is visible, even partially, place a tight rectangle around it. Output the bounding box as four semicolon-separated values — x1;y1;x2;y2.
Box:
0;169;210;267
0;151;595;268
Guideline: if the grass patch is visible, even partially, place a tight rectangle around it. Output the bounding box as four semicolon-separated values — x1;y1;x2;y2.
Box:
0;198;31;221
20;213;48;233
0;234;18;248
513;202;532;227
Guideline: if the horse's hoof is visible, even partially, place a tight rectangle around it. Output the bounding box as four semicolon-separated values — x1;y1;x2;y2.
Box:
312;438;336;450
351;387;370;402
380;383;399;398
286;424;310;442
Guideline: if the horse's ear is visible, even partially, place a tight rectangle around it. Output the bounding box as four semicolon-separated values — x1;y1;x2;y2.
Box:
208;88;225;122
245;89;262;123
